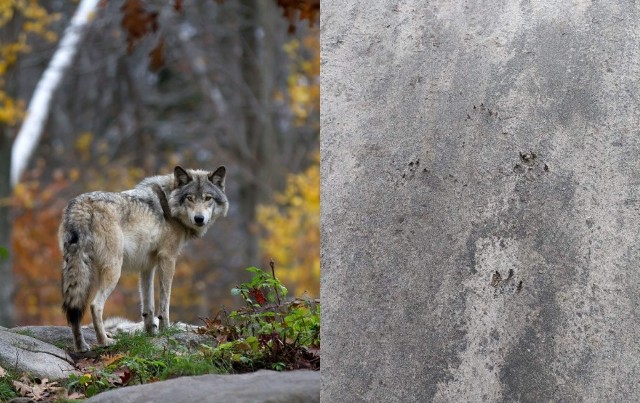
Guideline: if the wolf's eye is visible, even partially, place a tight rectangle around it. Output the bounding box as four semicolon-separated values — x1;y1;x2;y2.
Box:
186;195;194;202
204;195;213;202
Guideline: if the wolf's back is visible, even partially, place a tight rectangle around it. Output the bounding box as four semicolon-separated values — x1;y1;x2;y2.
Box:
60;198;95;325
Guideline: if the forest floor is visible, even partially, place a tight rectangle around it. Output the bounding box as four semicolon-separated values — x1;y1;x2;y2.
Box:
0;266;319;402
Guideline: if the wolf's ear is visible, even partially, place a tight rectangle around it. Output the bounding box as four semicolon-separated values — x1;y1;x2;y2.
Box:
174;166;192;186
209;166;226;189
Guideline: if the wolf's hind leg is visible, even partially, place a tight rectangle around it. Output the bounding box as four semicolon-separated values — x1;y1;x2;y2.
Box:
91;295;115;346
90;268;120;346
140;267;156;334
70;313;90;352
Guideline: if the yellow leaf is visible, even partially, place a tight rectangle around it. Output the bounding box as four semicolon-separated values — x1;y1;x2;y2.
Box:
74;132;94;159
257;152;319;296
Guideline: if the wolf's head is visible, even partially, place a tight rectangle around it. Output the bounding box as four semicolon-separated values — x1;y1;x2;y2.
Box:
169;166;229;237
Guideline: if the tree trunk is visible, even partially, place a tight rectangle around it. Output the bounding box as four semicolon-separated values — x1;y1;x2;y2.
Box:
238;0;280;265
0;129;15;326
11;0;100;186
322;1;640;401
0;10;20;327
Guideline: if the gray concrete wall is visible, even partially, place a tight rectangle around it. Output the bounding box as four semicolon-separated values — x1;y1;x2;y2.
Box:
321;1;640;401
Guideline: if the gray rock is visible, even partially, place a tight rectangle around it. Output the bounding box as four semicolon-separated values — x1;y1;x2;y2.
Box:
9;326;97;350
86;370;319;403
9;324;211;354
151;330;214;350
322;1;640;401
0;329;77;380
8;398;37;403
99;318;213;349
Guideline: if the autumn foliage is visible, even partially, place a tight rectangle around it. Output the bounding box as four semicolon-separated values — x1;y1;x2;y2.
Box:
257;153;319;297
118;0;319;71
11;163;70;324
0;0;58;124
7;0;319;326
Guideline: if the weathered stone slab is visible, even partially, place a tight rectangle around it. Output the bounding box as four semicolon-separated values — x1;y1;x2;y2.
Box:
322;1;640;401
86;370;319;403
0;329;77;380
10;325;97;350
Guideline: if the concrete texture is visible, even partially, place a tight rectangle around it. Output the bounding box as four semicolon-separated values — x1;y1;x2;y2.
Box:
321;1;640;401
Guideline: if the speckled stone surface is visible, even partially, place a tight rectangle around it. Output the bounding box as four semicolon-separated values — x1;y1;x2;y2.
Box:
321;2;640;401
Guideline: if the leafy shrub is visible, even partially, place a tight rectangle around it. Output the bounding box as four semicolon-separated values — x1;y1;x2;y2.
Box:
201;263;320;371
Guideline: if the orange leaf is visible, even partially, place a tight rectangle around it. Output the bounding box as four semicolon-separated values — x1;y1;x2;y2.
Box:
148;38;165;71
120;0;157;53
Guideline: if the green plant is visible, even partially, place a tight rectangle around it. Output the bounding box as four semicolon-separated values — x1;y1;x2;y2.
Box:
231;265;288;305
13;329;35;337
86;327;226;384
0;246;8;261
66;371;115;398
110;330;157;358
115;355;166;384
0;372;17;400
159;347;228;378
203;263;320;372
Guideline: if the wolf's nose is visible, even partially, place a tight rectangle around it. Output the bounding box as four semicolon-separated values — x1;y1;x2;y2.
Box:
194;215;205;224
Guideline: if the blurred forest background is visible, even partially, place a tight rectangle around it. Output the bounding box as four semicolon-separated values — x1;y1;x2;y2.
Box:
0;0;319;326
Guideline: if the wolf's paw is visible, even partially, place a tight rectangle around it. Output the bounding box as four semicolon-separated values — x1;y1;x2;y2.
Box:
158;316;170;332
98;337;116;347
76;341;91;353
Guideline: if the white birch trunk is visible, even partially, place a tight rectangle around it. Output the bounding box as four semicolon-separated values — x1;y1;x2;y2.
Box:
11;0;100;186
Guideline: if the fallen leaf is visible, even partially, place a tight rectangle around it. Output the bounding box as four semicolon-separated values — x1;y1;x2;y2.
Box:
68;391;86;399
101;353;125;367
111;366;133;386
30;383;44;400
12;379;32;397
75;357;98;371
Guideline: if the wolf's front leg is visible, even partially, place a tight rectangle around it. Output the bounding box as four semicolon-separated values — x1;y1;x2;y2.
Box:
140;267;156;334
157;257;176;332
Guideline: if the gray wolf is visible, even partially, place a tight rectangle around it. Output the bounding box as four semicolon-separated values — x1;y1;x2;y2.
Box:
60;166;228;351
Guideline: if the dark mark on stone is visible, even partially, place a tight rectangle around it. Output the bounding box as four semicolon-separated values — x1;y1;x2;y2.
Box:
519;151;537;164
491;271;502;287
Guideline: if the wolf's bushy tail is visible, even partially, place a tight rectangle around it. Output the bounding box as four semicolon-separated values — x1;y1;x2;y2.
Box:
60;207;93;326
